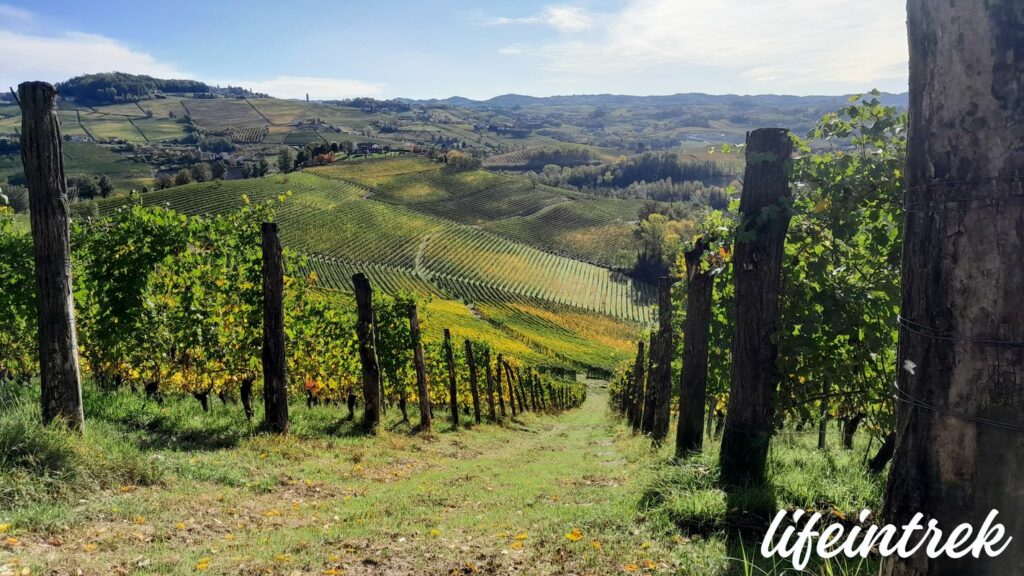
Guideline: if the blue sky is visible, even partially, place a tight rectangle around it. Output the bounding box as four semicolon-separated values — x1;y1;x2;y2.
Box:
0;0;909;100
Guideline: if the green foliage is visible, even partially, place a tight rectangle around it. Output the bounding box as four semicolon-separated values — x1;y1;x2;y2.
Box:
0;207;35;384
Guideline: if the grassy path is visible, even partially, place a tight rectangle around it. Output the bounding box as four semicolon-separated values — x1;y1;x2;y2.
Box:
5;386;718;575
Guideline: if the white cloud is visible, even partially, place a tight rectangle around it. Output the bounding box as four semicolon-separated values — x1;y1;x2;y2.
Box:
0;4;32;24
214;76;384;100
500;0;908;93
0;30;188;90
485;5;594;32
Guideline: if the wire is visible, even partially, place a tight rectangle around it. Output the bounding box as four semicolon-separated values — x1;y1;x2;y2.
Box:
898;315;1024;349
892;381;1024;433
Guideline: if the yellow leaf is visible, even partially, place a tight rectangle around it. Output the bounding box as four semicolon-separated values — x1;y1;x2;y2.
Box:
195;557;211;571
5;537;19;546
566;528;584;542
0;523;10;533
811;198;831;214
82;543;97;552
509;541;524;550
641;559;656;569
175;523;187;530
274;554;291;562
428;529;441;537
513;532;528;540
623;565;639;572
591;540;603;550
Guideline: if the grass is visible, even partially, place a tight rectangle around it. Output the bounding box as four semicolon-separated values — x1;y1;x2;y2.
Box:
1;381;883;575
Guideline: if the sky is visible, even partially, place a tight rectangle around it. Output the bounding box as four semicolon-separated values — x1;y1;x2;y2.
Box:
0;0;909;101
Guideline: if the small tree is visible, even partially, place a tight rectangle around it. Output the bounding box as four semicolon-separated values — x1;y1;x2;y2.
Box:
277;148;295;174
174;168;192;187
190;163;211;183
211;161;227;180
97;175;113;198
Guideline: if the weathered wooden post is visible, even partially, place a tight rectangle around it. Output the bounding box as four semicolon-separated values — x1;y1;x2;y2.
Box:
884;3;1024;574
483;348;497;422
464;340;482;424
718;127;792;488
18;81;84;431
408;302;431;432
503;360;518;417
495;354;507;418
676;239;714;456
629;340;645;432
443;329;459;429
817;381;830;451
650;276;676;443
353;273;382;431
261;222;288;433
640;332;659;434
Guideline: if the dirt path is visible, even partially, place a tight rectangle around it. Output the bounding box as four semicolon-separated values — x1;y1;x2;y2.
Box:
8;387;692;575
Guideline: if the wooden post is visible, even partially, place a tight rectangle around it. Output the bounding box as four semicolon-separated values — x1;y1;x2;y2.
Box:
885;3;1024;574
503;360;518;417
260;222;288;433
18;81;83;430
640;332;659;434
443;329;459;429
651;276;675;440
842;413;863;450
353;273;381;431
514;367;527;413
483;348;497;422
408;302;431;432
629;340;645;432
464;340;481;424
676;239;714;457
495;354;507;417
817;381;830;450
719;127;792;488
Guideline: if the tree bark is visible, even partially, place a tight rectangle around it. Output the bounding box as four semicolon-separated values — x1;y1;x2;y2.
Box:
483;348;497;422
885;3;1024;574
353;273;381;432
651;276;676;444
719;127;792;488
443;329;459;429
495;354;507;418
408;302;431;432
261;222;288;434
18;81;84;431
676;239;713;457
465;340;481;424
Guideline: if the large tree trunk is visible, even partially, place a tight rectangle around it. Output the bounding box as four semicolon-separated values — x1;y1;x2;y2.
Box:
443;328;459;429
884;3;1024;574
18;82;84;431
465;340;482;424
650;276;676;443
676;239;713;457
261;223;288;434
719;128;793;488
353;273;381;432
408;302;431;432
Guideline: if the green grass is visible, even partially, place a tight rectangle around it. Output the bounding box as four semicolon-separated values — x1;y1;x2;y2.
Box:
0;383;882;575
